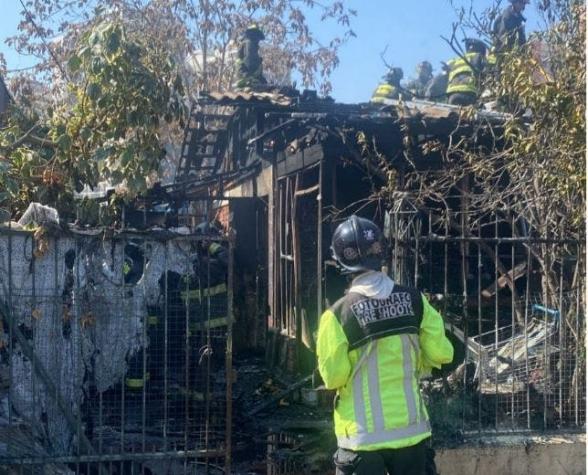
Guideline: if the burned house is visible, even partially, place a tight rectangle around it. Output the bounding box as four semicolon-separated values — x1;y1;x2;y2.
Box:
0;87;584;473
167;89;584;463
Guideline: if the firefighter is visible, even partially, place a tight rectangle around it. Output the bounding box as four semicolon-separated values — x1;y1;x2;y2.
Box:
493;0;529;53
370;68;405;104
234;24;267;89
446;38;488;106
424;62;450;102
317;215;453;475
188;220;229;327
195;220;228;281
406;61;433;99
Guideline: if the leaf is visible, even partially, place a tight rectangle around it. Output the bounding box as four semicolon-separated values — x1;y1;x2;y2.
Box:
80;127;92;142
86;82;101;101
5;179;19;196
91;58;103;75
67;54;82;73
57;134;72;151
120;148;133;166
126;110;139;126
92;147;111;162
105;29;121;55
110;170;123;183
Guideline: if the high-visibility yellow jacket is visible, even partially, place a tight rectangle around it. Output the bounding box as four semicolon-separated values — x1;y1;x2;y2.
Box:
370;83;400;103
316;283;453;451
486;52;498;68
446;52;484;95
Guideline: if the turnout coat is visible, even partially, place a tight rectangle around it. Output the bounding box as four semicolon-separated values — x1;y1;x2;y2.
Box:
317;275;454;451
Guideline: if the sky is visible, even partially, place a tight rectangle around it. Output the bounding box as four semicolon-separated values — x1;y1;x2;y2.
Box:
0;0;544;103
312;0;543;102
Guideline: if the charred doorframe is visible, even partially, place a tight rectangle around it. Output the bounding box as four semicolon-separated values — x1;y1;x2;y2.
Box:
269;161;323;372
269;152;384;372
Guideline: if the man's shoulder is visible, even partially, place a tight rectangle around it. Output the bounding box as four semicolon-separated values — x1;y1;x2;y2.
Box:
328;295;348;315
327;292;367;320
390;284;425;317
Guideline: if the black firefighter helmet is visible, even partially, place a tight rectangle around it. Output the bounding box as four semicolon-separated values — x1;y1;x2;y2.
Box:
331;215;386;273
464;38;487;55
383;67;404;84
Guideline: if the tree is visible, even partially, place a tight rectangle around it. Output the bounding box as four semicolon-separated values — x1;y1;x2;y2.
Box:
7;0;355;94
1;17;184;217
398;0;585;410
424;0;585;289
0;0;355;218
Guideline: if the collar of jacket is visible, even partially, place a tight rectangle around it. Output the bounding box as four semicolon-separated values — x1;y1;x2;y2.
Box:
348;271;394;300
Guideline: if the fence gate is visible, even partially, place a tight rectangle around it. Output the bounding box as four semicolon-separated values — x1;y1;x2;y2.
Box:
0;227;233;474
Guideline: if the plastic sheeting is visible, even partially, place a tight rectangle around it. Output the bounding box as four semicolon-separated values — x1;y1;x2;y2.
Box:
0;230;195;456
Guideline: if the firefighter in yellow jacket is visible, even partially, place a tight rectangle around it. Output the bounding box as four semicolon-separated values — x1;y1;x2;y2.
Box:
446;38;488;106
370;68;404;104
317;215;454;475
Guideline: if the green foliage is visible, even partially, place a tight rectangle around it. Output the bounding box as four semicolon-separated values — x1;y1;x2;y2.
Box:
478;2;586;237
59;20;184;193
402;1;585;244
0;19;184;218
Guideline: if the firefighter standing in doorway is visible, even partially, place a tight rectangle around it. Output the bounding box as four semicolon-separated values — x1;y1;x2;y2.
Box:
316;215;454;475
195;220;228;282
191;220;229;327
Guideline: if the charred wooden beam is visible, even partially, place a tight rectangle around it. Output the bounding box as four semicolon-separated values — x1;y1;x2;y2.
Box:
482;262;527;298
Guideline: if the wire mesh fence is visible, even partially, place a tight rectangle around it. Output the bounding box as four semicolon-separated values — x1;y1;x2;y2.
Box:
0;228;232;473
387;208;585;436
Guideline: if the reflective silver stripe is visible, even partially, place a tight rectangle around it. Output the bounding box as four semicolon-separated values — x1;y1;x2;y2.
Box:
408;334;428;422
337;419;431;449
352;346;368;431
407;333;419;357
367;340;385;431
401;335;418;426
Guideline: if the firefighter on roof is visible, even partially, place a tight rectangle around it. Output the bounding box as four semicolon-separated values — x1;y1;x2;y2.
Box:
446;38;489;106
406;61;433;99
316;215;453;475
493;0;529;53
370;67;405;104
